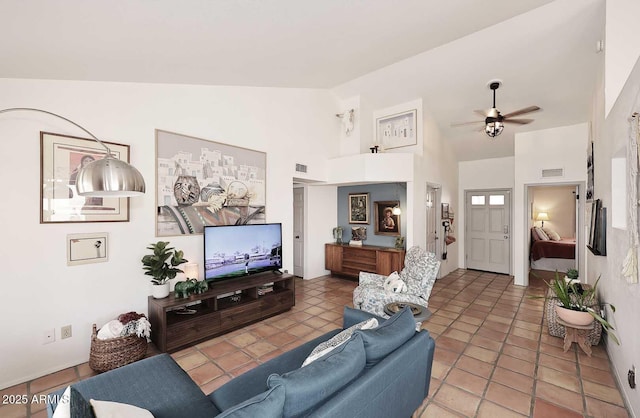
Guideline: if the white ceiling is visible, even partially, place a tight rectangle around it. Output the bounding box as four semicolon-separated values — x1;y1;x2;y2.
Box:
1;0;604;161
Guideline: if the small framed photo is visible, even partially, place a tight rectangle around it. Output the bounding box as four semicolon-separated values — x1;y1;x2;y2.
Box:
374;201;400;236
67;232;109;266
376;109;417;150
348;193;369;224
441;203;450;219
41;132;130;223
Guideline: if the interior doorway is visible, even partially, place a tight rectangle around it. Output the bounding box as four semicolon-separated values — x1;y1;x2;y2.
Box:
425;183;441;263
293;186;304;278
527;184;580;274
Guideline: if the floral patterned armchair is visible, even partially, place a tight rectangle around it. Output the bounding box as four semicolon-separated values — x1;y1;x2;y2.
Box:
352;246;441;317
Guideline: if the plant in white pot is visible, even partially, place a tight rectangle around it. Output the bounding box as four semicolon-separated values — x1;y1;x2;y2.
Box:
543;273;619;344
141;241;188;299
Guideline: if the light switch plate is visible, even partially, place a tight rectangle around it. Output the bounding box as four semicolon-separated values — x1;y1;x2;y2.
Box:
67;233;109;266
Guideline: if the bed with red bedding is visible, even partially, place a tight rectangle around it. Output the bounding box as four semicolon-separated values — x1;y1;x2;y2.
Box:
530;227;576;271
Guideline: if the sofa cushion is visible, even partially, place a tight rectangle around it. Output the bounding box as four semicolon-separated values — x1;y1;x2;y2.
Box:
216;384;284;418
90;399;153;418
52;386;94;418
355;306;416;368
267;333;366;417
302;318;377;366
48;354;220;418
343;306;386;329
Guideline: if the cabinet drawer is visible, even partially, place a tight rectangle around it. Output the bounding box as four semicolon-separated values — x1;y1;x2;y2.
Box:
166;313;221;351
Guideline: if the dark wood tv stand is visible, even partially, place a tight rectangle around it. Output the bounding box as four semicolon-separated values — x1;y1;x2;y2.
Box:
148;272;295;352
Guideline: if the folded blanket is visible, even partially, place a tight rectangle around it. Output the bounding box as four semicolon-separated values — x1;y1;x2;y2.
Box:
97;320;124;340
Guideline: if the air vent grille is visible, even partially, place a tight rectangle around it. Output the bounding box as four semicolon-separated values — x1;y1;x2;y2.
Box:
541;168;564;178
295;163;307;173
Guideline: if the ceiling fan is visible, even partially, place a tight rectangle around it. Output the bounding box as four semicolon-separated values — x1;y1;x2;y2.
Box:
452;81;541;138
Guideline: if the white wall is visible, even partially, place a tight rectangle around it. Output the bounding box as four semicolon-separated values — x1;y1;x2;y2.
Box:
0;78;338;389
513;123;589;286
593;55;640;416
605;0;640;116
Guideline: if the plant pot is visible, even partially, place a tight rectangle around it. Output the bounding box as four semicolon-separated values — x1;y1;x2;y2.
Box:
555;305;594;326
151;282;170;299
173;175;200;206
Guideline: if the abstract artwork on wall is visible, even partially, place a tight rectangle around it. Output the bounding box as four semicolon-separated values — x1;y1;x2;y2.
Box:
155;130;266;236
376;109;417;150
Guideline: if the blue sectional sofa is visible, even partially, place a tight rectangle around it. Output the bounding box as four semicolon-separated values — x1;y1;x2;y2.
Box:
47;307;435;418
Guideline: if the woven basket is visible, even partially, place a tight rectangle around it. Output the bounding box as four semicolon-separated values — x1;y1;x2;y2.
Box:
545;289;602;346
89;324;147;372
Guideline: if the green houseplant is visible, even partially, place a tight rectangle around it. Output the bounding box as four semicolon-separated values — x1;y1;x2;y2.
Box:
141;241;188;299
566;268;579;280
543;272;618;344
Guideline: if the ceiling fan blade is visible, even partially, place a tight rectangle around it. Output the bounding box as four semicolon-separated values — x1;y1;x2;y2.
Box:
503;118;534;125
474;109;489;117
502;106;541;118
451;120;485;127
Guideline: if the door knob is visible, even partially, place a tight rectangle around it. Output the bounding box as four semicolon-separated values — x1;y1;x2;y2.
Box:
295;235;300;239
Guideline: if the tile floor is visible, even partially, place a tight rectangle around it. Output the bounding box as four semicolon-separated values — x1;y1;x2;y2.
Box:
0;269;631;418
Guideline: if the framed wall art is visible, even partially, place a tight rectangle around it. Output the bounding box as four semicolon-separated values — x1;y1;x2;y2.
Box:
348;193;369;224
376;109;417;150
40;131;130;223
156;130;266;236
374;200;400;236
586;140;594;201
441;203;450;219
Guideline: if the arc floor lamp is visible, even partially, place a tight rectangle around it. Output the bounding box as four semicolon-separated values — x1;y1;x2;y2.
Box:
0;108;145;197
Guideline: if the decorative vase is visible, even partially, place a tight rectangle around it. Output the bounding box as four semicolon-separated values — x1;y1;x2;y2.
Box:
333;227;343;244
173;175;201;206
151;282;170;299
555;305;594;326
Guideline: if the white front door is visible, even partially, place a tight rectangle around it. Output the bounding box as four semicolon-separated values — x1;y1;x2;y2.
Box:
293;187;304;277
465;190;511;274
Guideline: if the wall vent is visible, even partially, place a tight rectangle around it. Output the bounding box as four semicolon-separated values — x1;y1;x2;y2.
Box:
295;163;307;173
541;168;564;178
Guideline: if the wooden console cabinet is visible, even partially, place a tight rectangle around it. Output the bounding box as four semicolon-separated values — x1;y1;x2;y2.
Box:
148;272;295;352
325;243;405;279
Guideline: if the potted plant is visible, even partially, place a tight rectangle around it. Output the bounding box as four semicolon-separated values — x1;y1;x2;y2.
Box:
141;241;188;299
542;272;618;344
565;268;579;283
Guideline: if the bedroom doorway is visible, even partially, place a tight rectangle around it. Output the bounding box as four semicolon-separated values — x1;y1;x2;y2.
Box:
527;184;579;274
464;189;511;274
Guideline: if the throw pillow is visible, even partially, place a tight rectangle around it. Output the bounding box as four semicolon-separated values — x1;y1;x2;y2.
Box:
301;318;378;366
216;384;284;418
355;306;416;368
89;400;154;418
534;227;549;241
384;271;407;293
543;227;561;241
267;333;366;417
52;386;94;418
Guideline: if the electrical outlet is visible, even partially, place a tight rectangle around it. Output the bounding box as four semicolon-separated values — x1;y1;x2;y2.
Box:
61;325;72;339
43;329;55;344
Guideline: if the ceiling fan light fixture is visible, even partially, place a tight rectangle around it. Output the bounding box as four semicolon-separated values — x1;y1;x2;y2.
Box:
485;120;504;138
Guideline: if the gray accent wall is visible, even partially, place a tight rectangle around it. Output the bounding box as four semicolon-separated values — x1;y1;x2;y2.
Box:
336;183;407;247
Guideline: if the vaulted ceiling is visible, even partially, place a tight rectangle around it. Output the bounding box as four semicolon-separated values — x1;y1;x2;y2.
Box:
1;0;604;161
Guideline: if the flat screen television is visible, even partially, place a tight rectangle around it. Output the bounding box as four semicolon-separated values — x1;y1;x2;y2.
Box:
204;223;282;282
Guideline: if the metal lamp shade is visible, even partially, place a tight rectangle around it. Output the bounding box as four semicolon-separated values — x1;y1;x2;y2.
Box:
76;156;146;197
